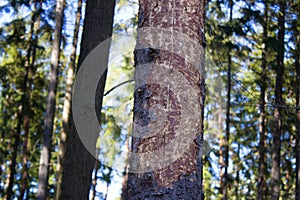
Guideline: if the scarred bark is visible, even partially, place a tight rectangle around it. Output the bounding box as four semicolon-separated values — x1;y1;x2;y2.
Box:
127;0;206;199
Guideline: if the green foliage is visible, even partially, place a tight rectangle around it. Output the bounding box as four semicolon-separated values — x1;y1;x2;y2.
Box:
0;0;299;199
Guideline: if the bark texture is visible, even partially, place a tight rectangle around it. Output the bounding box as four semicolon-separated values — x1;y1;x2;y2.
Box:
37;0;65;198
57;0;115;199
127;0;206;199
271;1;285;200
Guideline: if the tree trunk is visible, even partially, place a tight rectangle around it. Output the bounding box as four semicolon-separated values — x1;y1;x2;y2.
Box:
55;0;82;198
271;1;285;200
19;116;30;200
90;150;100;200
257;2;268;200
223;1;233;199
4;2;38;197
127;0;206;199
219;102;225;197
57;0;115;199
121;136;129;200
19;3;41;199
295;6;300;200
235;143;240;200
37;0;65;199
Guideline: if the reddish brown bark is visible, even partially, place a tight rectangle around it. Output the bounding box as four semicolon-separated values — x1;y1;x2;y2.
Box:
127;0;206;199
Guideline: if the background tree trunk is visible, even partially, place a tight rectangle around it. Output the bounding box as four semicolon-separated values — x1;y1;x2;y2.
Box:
271;1;285;200
4;2;38;197
295;4;300;199
127;0;206;199
257;1;268;200
37;0;65;199
55;0;82;197
57;0;115;199
223;1;233;199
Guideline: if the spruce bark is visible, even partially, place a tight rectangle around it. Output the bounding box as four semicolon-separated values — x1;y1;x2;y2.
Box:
127;0;206;199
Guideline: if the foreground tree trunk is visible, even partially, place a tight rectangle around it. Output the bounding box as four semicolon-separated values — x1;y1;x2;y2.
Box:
257;1;268;200
271;1;285;200
57;0;115;199
127;0;206;199
55;0;82;198
37;0;65;199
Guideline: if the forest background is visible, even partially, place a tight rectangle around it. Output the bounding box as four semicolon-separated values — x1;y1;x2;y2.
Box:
0;0;300;199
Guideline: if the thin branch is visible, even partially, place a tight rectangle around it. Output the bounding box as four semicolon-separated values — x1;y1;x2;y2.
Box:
104;80;134;97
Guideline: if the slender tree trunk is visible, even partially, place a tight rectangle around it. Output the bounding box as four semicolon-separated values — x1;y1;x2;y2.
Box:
127;0;206;199
4;2;38;197
295;7;300;200
57;0;115;199
19;3;41;199
37;0;65;199
219;102;225;196
235;143;240;200
223;1;233;199
104;180;110;200
55;0;82;198
257;2;268;200
90;150;100;200
19;116;30;200
121;136;129;200
271;1;285;200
